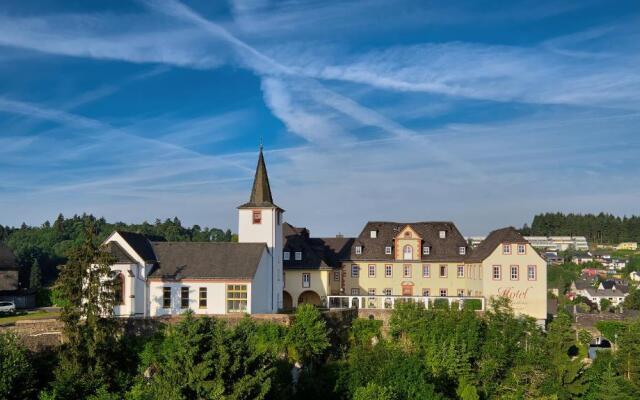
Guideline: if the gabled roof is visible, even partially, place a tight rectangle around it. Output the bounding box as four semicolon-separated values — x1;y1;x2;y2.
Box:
238;147;282;210
283;223;353;270
149;242;266;280
466;227;529;262
115;231;157;262
110;231;267;280
104;241;138;264
348;221;468;261
0;242;17;271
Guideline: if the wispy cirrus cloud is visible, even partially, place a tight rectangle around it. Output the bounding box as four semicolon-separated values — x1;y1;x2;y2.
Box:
0;0;639;236
0;13;228;68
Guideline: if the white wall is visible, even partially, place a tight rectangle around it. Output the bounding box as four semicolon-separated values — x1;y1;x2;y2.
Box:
238;207;284;312
251;248;274;313
148;280;252;316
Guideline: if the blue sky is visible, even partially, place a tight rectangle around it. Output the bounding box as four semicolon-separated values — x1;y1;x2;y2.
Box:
0;0;639;236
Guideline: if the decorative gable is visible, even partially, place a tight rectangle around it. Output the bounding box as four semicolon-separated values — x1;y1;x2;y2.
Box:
395;225;422;261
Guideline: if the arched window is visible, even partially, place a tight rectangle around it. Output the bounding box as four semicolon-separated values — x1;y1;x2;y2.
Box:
114;273;125;305
403;245;413;260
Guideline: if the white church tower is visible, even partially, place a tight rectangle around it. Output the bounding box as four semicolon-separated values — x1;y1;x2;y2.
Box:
237;146;284;312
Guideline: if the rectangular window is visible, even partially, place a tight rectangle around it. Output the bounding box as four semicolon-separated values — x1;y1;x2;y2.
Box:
368;264;376;277
283;251;290;261
510;265;519;280
457;265;464;278
252;210;262;224
423;246;430;255
457;289;465;297
517;244;526;255
422;288;430;296
439;264;448;278
440;288;448;297
355;246;362;255
295;251;302;261
383;288;392;296
334;271;340;281
199;287;207;308
385;246;392;255
351;264;359;278
370;230;377;238
368;288;376;296
492;265;502;280
528;265;537;281
385;264;392;278
439;230;446;239
403;264;412;278
423;264;430;278
181;287;189;309
302;273;311;288
459;246;466;255
226;284;248;313
502;244;511;255
162;287;171;308
351;288;360;295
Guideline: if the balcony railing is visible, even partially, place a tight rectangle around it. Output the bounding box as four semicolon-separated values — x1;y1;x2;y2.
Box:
327;295;485;311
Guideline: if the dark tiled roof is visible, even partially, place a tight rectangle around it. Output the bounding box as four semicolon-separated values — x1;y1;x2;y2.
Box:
283;223;353;270
573;279;592;291
0;242;17;271
116;231;157;262
104;241;138;264
149;242;266;280
238;148;282;210
466;227;528;262
348;221;469;262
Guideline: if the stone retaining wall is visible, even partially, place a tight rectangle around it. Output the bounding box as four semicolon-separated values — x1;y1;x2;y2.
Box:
0;319;64;350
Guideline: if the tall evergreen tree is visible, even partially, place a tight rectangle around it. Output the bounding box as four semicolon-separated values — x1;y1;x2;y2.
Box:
29;259;42;290
44;223;119;399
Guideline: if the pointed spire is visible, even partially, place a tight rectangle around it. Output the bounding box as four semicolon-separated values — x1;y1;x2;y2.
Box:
238;145;282;210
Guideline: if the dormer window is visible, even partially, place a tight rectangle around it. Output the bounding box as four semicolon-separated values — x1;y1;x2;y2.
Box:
385;246;392;255
295;251;302;261
355;246;362;255
252;210;262;224
283;251;290;261
439;230;446;239
459;247;466;255
370;230;377;239
403;245;413;260
423;246;430;255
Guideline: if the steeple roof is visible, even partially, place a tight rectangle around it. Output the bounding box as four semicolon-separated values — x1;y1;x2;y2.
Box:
238;147;282;210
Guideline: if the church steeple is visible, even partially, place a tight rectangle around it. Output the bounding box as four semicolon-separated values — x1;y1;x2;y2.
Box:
238;146;281;210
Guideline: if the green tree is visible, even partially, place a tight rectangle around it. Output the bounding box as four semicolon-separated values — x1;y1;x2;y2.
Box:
617;320;640;385
127;314;275;400
286;304;330;366
542;312;585;398
623;288;640;310
600;298;613;312
0;333;36;400
29;259;42;290
43;223;120;399
596;320;627;348
578;329;593;358
353;382;397;400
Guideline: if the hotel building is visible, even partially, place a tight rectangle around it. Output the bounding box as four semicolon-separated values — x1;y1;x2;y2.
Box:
103;147;548;323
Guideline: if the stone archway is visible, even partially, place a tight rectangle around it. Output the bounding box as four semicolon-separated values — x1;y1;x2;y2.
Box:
298;290;321;306
283;291;293;310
